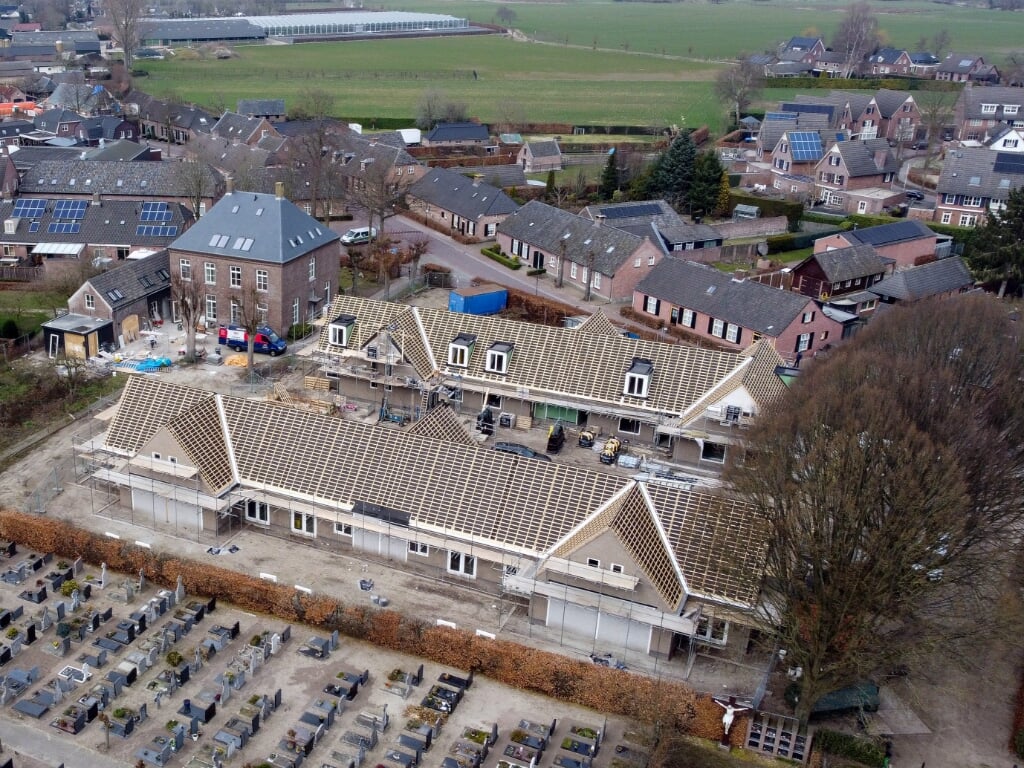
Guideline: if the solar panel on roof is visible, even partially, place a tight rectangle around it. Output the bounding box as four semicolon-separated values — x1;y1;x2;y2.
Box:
140;201;172;222
12;198;46;218
781;102;834;118
47;222;80;234
135;225;178;237
789;131;823;162
53;199;87;220
600;203;662;220
993;152;1024;175
764;111;799;122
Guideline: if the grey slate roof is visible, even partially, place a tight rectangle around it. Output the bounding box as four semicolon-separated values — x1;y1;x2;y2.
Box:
455;164;527;188
869;257;973;301
959;85;1024;121
938;52;982;75
169;189;339;265
872;89;913;118
781;36;822;52
525;140;560;158
11;30;99;46
800;244;887;283
143;19;266;42
636;259;814;336
84;139;151;162
237;99;285;116
831;139;898;177
0;119;33;142
937;146;1024;200
868;48;907;65
0;199;193;247
760;114;829;152
408;167;516;220
212;111;268;144
34;108;81;132
43;83;113;114
843;220;934;248
85;250;171;309
189;131;274;174
425;122;490;143
19;159;224;199
497;200;646;275
7;144;81;170
582;199;722;248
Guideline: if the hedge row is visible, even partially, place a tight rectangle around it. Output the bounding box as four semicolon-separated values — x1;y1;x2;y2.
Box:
728;193;803;229
497;282;577;328
814;729;887;767
480;246;522;270
762;76;962;93
0;508;744;746
767;228;844;254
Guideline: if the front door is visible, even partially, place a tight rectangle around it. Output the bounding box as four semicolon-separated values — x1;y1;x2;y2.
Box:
532;250;545;269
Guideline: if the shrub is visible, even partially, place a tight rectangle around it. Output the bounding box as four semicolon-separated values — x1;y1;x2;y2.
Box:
526;268;546;277
480;246;522;270
166;650;183;667
1;318;18;339
287;323;312;342
814;729;886;767
728;193;803;230
1015;727;1024;759
60;579;79;597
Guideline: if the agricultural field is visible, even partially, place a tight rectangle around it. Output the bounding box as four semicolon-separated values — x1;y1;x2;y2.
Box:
374;0;1024;62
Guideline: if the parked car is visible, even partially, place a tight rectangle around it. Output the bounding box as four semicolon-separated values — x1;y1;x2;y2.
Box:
494;442;551;461
340;226;377;245
905;189;925;201
911;140;929;151
218;325;288;356
546;423;566;453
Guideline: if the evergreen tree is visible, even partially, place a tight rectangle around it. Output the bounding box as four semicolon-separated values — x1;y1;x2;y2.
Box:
599;150;619;201
648;132;696;210
689;151;725;218
966;187;1024;297
714;171;732;218
544;170;556;202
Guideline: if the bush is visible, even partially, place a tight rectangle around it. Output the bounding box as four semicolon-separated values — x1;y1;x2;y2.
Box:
814;729;887;768
130;68;148;77
0;318;17;339
288;323;312;342
480;246;522;270
60;579;79;597
728;193;803;230
526;268;546;277
1015;727;1024;759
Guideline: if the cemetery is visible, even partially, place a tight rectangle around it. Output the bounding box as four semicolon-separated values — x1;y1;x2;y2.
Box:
0;540;665;768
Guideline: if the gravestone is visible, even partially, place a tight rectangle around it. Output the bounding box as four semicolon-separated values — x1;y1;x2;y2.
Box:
175;575;185;602
70;589;81;612
99;563;107;589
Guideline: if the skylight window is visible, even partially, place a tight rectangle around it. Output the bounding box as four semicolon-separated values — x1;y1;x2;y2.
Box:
232;205;239;213
255;208;264;216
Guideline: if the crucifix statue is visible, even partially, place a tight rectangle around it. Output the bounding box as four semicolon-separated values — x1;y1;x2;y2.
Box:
713;696;751;746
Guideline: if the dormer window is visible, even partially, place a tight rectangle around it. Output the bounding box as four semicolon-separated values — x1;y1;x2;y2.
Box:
981;103;997;115
328;314;355;347
485;341;514;374
448;333;477;368
623;358;654;399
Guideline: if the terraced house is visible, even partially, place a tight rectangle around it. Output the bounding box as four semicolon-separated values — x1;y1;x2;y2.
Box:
312;295;787;469
89;374;771;661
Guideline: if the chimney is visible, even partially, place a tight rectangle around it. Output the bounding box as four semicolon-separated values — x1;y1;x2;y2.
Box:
91;191;100;206
275;181;284;200
225;175;234;195
593;213;606;227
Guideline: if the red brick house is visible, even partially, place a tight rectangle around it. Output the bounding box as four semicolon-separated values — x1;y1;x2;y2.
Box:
406;167;517;240
496;200;663;302
954;85;1024;144
633;259;850;363
813;220;938;270
936;53;987;83
168;182;340;335
813;139;900;214
791;244;890;302
517;140;562;173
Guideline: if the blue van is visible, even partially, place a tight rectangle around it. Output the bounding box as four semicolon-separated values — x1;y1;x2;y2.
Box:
218;325;288;356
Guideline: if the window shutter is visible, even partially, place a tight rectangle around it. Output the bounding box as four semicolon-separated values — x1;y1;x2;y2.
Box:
708;318;715;334
735;328;742;345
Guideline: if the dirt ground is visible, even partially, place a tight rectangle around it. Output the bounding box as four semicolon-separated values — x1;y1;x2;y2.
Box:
1;289;1022;767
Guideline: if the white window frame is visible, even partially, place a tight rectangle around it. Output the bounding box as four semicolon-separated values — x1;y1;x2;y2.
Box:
586;558;600;568
204;262;216;285
802;311;815;323
448;343;470;368
308;256;316;282
179;258;191;280
245;499;269;525
711;318;725;338
447;550;476;578
797;332;811;352
695;616;729;645
981;103;997;114
85;293;95;309
256;269;268;292
959;213;978;227
292;297;300;325
623;372;650;398
485;350;507;374
205;294;217;322
610;563;624;574
329;323;349;347
941;211;952;224
644;295;660;315
409;541;430;556
1004;105;1020;116
592;272;601;290
570;263;578;279
681;308;695;328
292;510;316;536
334;521;352;536
230;300;240;325
725;324;739;343
229;265;242;288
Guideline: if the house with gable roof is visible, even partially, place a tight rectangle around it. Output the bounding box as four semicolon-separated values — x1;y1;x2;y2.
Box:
790;244;890;305
422;122;490;148
766;129;825;195
777;35;826;64
496;200;664;301
869;257;974;305
866;47;913;77
985;127;1024;153
516;140;562;173
406;166;517;240
954;85;1024;144
934;146;1024;227
237;98;286;123
813;139;900;213
813;219;940;269
168;182;340;334
872;89;923;144
580;199;723;257
936;53;989;83
87;372;776;660
314;294;787;467
211;111;280;148
632;259;850;364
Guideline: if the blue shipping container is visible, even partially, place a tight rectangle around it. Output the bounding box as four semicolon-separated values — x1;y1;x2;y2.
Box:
448;285;508;315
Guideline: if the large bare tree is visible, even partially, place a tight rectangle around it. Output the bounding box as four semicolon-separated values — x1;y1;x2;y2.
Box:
106;0;147;70
177;156;216;218
916;89;957;169
171;263;203;361
283;90;346;225
831;2;881;78
231;277;263;377
347;155;413;246
714;57;763;128
726;296;1024;722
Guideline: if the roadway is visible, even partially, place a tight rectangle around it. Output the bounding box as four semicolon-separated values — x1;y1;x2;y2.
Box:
0;717;127;767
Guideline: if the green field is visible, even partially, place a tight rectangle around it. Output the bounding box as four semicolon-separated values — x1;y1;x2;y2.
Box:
139;0;1024;129
139;37;726;128
374;0;1024;61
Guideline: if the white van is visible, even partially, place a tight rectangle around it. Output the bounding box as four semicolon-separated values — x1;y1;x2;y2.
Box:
340;226;377;245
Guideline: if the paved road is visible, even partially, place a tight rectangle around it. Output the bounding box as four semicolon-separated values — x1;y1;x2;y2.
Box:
0;717;129;767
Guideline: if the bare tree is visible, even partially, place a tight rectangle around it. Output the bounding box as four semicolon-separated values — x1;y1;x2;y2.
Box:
415;88;467;130
495;5;516;26
931;28;952;58
917;89;957;169
715;57;763;128
494;99;527;135
726;296;1024;722
106;0;147;70
831;2;881;79
582;249;596;301
177;155;215;218
171;264;203;361
405;238;429;281
347;157;413;247
231;276;262;377
283;90;345;225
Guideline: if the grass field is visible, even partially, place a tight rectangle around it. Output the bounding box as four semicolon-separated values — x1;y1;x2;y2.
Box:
374;0;1024;61
139;37;727;129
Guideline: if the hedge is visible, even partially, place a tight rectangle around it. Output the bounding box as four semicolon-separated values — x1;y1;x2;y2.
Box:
480;246;522;270
766;228;844;254
0;508;745;747
763;76;962;93
814;729;887;768
728;193;803;230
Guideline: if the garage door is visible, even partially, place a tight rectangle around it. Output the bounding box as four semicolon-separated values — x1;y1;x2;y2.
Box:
352;530;408;561
547;598;598;645
596;611;651;653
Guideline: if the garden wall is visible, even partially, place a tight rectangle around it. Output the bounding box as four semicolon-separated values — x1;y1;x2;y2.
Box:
0;508;745;746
